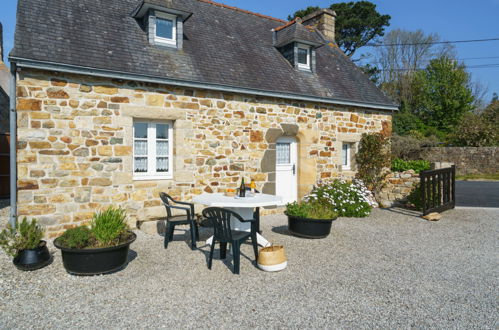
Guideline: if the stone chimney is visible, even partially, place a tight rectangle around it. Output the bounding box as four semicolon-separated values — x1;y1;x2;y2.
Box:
301;9;336;42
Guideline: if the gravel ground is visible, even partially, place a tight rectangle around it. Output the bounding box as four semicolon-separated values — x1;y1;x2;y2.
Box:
0;205;497;329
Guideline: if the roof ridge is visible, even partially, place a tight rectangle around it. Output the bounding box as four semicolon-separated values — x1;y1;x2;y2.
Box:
197;0;286;23
273;18;298;32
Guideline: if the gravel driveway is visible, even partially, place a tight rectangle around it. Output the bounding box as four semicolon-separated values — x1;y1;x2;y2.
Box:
0;205;497;329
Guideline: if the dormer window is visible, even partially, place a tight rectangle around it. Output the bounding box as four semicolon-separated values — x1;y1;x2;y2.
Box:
154;12;177;46
132;1;192;50
297;45;311;70
273;20;323;73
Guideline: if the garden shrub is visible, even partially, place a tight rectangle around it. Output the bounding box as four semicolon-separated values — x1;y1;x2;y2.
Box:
0;218;44;257
91;207;128;247
57;226;92;249
55;207;131;249
356;133;390;200
285;201;338;220
390;134;439;160
447;112;498;147
305;179;375;217
391;158;431;173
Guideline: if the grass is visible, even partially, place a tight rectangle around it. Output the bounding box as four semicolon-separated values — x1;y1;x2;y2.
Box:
456;173;499;181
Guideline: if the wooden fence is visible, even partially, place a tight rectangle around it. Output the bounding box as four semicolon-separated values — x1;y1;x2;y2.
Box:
420;165;456;215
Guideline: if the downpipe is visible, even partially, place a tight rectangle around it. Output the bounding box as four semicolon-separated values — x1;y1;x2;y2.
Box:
9;63;16;227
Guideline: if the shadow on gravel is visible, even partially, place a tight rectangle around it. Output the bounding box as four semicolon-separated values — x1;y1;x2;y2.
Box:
271;225;293;237
196;242;257;273
127;249;137;263
384;207;422;218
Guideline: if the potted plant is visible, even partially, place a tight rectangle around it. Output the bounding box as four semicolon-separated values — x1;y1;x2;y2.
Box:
53;207;136;275
0;217;52;271
285;201;338;239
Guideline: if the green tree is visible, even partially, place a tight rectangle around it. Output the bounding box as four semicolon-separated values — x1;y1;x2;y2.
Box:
410;56;474;134
289;1;390;57
392;109;425;136
448;112;498;147
359;63;381;84
287;6;320;21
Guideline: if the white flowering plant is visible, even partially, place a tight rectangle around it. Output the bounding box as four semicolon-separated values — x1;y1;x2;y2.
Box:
304;179;377;218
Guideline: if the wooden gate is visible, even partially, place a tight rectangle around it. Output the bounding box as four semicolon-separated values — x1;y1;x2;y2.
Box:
420;165;456;215
0;133;10;198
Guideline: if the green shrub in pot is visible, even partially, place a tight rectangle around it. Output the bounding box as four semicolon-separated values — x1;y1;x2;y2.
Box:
0;217;44;258
0;217;51;271
285;201;338;220
56;207;131;249
54;206;136;275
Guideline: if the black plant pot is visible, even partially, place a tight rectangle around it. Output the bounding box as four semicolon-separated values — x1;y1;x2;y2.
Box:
13;240;52;271
53;232;136;276
286;213;336;239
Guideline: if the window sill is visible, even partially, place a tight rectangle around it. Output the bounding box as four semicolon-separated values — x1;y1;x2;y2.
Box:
154;38;177;48
133;175;173;181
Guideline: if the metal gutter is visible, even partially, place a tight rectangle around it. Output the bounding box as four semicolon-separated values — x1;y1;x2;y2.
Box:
10;57;399;111
9;63;16;227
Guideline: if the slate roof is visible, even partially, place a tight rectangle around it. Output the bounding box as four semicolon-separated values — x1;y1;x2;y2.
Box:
274;22;324;48
10;0;397;109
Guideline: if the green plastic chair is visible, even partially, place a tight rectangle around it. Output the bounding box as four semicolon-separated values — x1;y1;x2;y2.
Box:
202;207;258;274
160;192;199;250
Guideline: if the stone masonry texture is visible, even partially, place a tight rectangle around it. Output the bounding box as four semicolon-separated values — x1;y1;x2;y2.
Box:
16;69;392;237
424;147;499;176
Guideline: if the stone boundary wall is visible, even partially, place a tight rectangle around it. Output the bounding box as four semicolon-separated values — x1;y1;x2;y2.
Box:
379;170;419;207
424;147;499;176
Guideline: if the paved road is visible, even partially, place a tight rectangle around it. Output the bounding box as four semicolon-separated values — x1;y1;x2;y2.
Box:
456;181;499;208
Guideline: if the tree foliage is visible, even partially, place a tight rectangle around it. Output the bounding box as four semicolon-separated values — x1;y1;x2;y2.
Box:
448;99;499;147
289;1;390;57
375;29;455;106
410;56;474;133
287;6;320;21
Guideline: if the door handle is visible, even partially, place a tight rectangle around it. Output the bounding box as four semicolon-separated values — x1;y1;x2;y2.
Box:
292;164;296;175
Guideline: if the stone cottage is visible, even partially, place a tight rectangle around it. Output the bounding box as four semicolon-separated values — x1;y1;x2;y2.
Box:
9;0;397;236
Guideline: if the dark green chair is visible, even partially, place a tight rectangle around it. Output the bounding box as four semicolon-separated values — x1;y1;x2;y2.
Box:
160;192;199;250
202;207;258;275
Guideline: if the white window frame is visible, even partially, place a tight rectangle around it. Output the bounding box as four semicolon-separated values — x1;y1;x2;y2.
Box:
133;120;174;180
342;142;352;170
297;44;311;70
154;12;177;46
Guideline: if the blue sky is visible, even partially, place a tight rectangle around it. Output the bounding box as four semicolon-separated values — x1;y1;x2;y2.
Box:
1;0;498;101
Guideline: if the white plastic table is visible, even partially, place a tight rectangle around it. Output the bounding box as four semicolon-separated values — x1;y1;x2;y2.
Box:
192;193;284;247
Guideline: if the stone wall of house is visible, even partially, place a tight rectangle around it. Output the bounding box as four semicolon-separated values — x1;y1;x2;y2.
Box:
16;68;392;237
379;170;419;207
424;147;499;176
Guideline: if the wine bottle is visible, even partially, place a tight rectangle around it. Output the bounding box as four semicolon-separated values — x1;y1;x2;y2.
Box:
239;178;246;197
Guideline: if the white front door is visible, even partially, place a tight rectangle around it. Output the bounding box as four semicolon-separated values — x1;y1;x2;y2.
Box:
275;137;298;204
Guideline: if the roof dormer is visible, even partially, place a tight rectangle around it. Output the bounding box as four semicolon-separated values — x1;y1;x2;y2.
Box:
273;18;324;73
132;0;192;49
